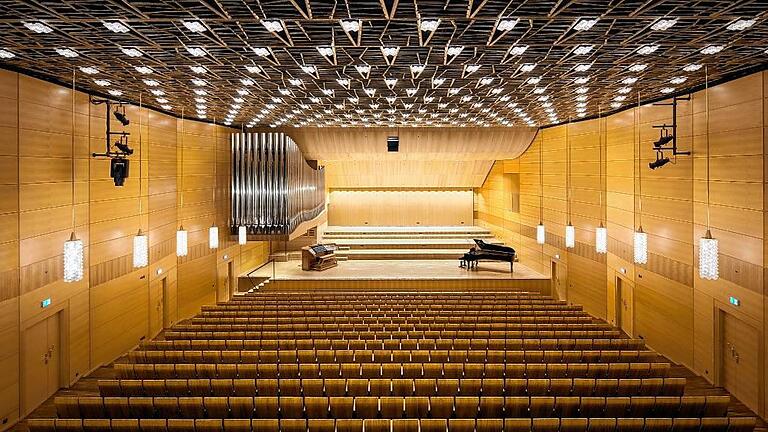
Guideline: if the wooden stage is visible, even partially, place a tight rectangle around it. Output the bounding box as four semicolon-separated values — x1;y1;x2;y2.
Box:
258;260;550;292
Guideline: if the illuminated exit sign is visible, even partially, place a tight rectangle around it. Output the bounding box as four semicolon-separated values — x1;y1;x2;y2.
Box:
41;298;52;308
729;296;740;307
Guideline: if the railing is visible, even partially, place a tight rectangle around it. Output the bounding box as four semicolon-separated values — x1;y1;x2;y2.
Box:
231;132;325;237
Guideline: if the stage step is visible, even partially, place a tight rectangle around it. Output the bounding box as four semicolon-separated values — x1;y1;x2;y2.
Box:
336;248;467;260
329;238;502;250
323;226;493;237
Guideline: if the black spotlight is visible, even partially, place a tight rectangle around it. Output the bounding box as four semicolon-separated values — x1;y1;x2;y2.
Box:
649;156;670;170
110;158;130;186
654;134;674;148
115;141;134;155
114;110;130;126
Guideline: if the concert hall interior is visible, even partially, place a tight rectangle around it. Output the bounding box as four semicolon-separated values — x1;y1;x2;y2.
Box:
0;1;767;431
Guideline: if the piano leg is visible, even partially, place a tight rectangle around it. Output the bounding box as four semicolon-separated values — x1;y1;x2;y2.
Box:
510;260;514;273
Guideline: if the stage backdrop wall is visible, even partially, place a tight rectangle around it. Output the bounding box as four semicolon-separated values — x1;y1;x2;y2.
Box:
0;70;269;428
475;71;768;419
328;189;474;226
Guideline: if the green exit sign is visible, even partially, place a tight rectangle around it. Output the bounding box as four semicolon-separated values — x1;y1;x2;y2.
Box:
40;297;51;308
729;296;740;307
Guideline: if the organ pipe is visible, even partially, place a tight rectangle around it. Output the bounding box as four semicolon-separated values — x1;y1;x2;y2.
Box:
231;132;325;237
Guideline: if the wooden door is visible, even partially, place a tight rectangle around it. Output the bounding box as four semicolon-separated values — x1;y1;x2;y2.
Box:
617;277;634;336
552;261;567;302
217;261;228;303
228;261;235;298
721;312;761;413
149;278;164;336
162;278;172;329
22;313;60;415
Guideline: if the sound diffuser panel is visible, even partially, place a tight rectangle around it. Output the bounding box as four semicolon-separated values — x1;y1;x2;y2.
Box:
231;132;325;237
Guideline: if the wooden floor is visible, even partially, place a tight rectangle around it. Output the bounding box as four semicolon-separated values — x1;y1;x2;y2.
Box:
271;259;543;281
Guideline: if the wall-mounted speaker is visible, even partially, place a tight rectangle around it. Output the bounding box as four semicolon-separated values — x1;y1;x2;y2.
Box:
387;136;399;152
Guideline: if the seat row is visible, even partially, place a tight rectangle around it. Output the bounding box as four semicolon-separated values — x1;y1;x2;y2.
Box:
98;377;686;398
163;329;624;341
115;362;672;380
200;309;587;318
27;416;757;432
192;314;592;323
204;304;577;311
142;337;645;352
170;323;612;333
54;395;732;419
127;349;657;365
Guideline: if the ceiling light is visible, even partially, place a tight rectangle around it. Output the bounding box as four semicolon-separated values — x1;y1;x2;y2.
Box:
497;18;519;32
637;45;659;55
355;64;371;74
651;18;678;31
574;64;591;72
24;21;53;33
446;45;464;57
448;88;460;96
381;46;399;57
310;97;321;103
419;19;440;32
683;64;703;72
621;77;638;85
103;20;129;33
479;77;494;86
660;87;675;94
150;89;164;96
575;95;587;102
364;88;376;97
240;78;254;86
134;66;153;74
461;95;472;102
574;18;598;31
618;87;632;94
93;79;110;87
161;104;171;110
185;46;207;57
288;78;303;86
572;45;594;55
526;77;541;85
403;103;413;109
143;79;159;86
55;48;78;58
252;47;270;57
182;20;207;33
317;46;334;57
614;96;626;101
520;63;537;73
670;76;687;84
108;89;122;96
406;88;418;97
384;78;398;88
79;66;98;75
278;88;291;96
611;102;621;108
574;77;590;84
156;98;168;103
0;49;15;59
321;88;334;96
411;64;426;74
236;89;248;95
340;20;360;33
701;45;724;55
262;20;284;33
424;96;434;103
727;19;755;31
533;87;545;94
386;96;396;104
629;64;648;72
575;87;589;94
121;47;143;57
507;45;528;56
194;89;207;95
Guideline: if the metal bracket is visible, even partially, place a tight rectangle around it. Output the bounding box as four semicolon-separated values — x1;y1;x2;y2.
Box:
90;96;132;158
651;95;691;157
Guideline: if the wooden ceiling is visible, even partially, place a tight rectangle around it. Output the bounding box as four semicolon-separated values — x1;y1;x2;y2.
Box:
0;0;766;129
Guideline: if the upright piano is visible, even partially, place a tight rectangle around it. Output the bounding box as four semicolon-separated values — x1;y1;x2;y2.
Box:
460;239;517;272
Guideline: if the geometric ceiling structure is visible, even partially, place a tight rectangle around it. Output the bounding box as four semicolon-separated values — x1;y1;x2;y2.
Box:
0;0;766;129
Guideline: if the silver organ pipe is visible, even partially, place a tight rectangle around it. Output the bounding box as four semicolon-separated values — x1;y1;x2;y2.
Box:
230;132;325;236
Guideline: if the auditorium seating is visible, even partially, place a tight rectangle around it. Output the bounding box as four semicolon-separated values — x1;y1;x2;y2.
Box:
28;291;756;432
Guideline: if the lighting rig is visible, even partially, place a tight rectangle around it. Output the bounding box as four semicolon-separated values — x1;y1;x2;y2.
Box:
649;95;690;169
90;96;134;186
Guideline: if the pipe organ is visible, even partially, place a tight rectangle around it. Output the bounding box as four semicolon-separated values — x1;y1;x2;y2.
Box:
231;132;325;237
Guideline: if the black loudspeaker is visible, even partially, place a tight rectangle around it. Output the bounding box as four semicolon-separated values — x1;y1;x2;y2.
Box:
387;136;399;152
110;158;130;186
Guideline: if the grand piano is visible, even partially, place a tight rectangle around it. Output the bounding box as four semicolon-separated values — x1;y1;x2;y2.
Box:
460;239;517;272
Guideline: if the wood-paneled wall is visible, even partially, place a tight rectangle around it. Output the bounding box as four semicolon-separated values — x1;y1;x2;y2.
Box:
475;71;768;419
328;189;474;226
0;70;269;429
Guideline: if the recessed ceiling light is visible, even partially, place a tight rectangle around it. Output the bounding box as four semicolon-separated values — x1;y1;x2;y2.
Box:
651;18;678;31
621;77;639;85
410;64;426;75
575;95;587;102
448;88;460;96
194;89;208;96
574;77;590;84
618;87;632;94
134;66;153;74
573;18;598;31
660;87;675;94
637;45;659;55
103;20;129;33
526;77;541;85
479;77;494;86
301;65;317;74
108;89;123;96
143;79;159;86
93;79;110;87
121;47;143;57
683;63;703;72
533;87;545;94
520;63;537;73
317;46;334;57
236;89;248;95
701;45;724;55
156;98;168;103
573;45;594;55
573;64;591;72
182;20;207;33
240;78;254;86
252;47;270;57
628;64;648;72
24;21;53;33
670;76;687;84
191;78;207;86
386;96;396;103
161;104;172;110
340;20;361;33
381;46;399;57
150;89;165;96
497;18;519;32
614;96;626;101
79;66;99;75
419;19;440;32
288;78;303;86
727;19;755;31
355;64;371;74
189;65;207;74
575;87;589;94
262;20;284;33
611;102;621;108
446;45;464;56
507;45;528;56
185;46;207;57
406;88;418;97
0;49;15;59
336;78;350;87
55;48;78;58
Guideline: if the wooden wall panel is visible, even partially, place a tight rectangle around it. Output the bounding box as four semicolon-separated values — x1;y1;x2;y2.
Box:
329;190;474;226
475;72;767;418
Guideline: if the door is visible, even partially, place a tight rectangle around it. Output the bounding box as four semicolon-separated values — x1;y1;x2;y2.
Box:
22;313;60;415
721;312;761;413
149;278;164;336
162;278;172;329
228;261;235;298
616;277;634;336
551;261;567;302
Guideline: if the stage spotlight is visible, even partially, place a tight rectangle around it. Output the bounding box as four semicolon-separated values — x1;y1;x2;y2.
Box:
110;157;130;186
649;156;670;170
654;134;674;148
115;141;134;155
114;110;130;126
